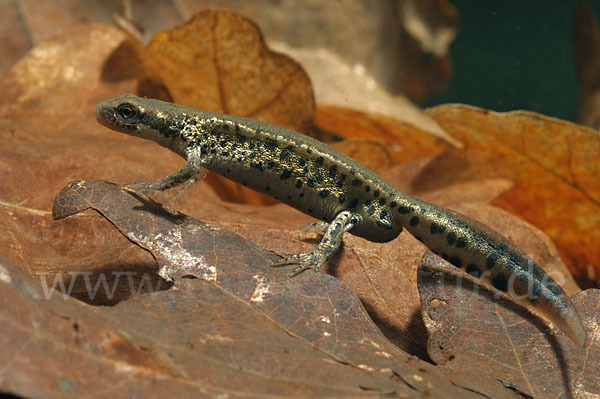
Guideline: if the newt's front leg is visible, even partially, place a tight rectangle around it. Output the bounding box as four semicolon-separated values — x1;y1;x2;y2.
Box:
123;160;207;193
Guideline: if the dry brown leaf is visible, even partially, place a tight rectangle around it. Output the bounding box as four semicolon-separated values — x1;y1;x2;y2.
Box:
177;0;457;102
418;252;600;398
29;179;521;398
426;105;600;285
0;24;164;282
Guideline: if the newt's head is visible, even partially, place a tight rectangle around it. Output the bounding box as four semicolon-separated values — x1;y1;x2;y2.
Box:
95;94;186;152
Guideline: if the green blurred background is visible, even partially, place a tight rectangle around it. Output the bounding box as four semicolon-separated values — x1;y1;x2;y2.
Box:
426;0;600;122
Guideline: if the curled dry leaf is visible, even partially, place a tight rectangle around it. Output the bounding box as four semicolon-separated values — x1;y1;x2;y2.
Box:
418;251;600;398
426;105;600;285
36;179;520;398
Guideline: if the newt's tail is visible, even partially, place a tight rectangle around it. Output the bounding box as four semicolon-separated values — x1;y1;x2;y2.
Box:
398;197;586;346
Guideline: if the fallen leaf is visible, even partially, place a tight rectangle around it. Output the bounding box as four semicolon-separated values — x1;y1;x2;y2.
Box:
39;179;522;398
0;24;163;283
178;0;458;103
426;105;600;285
418;251;600;398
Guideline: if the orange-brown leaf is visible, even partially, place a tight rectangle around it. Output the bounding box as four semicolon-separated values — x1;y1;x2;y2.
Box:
426;105;600;284
316;104;452;164
144;10;314;133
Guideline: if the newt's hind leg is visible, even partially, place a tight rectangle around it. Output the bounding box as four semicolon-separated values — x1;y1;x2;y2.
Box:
271;211;358;277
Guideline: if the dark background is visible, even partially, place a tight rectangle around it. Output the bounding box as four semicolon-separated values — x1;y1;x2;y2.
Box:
426;0;600;122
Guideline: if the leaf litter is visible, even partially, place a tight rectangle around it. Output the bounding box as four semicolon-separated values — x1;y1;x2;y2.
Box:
0;7;598;398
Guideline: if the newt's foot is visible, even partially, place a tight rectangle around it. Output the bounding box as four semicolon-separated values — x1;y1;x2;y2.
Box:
271;211;358;277
271;251;329;277
296;221;329;234
176;176;198;197
121;181;166;193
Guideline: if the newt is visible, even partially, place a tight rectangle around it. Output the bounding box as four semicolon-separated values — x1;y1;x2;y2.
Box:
95;94;587;346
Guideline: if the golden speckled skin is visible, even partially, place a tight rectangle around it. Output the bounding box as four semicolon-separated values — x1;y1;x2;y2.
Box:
95;94;586;346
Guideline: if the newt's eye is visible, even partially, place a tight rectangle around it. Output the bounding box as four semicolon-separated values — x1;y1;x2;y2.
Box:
116;103;140;122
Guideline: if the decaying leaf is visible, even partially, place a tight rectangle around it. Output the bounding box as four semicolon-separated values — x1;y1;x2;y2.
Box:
1;6;598;398
426;105;600;285
41;179;522;398
418;251;599;398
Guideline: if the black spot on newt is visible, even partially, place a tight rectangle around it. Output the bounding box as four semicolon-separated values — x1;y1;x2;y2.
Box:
486;253;499;269
492;274;508;292
280;170;291;179
447;232;456;246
